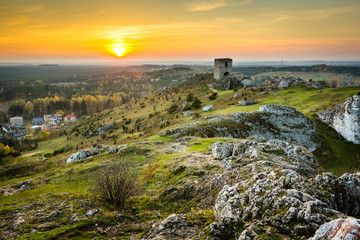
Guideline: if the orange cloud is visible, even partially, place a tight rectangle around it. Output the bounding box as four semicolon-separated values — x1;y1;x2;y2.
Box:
7;16;28;25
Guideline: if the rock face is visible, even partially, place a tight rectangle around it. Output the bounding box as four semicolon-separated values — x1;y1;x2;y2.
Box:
164;104;319;151
203;104;213;111
318;95;360;144
212;78;243;90
67;150;95;164
142;214;199;240
263;77;305;90
210;139;360;239
238;100;258;106
310;217;360;240
241;79;254;87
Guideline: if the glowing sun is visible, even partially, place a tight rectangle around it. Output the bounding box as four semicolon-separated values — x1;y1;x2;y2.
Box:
113;46;126;57
109;43;129;58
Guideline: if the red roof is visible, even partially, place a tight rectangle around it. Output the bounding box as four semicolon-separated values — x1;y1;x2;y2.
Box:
65;114;77;120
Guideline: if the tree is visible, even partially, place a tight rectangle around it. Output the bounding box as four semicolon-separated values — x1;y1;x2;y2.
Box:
80;99;87;115
167;103;178;114
8;103;24;116
42;130;50;139
192;97;202;109
208;92;218;100
3;145;10;156
91;159;139;210
26;124;32;136
186;92;194;102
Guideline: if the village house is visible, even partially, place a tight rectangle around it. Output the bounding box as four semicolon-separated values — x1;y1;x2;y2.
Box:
64;114;77;123
41;121;59;132
43;114;62;124
10;117;23;127
32;117;44;125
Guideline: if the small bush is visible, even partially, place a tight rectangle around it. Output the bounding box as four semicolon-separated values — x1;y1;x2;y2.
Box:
92;159;139;210
167;103;178;114
192;97;202;109
208;92;218;100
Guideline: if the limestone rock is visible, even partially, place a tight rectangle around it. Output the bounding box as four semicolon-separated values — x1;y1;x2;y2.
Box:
210;139;360;239
310;217;360;240
318;94;360;144
164;105;319;151
183;110;193;115
233;93;243;99
203;104;213;111
241;79;254;87
238;100;258;106
212;142;234;159
67;150;95;164
142;214;199;240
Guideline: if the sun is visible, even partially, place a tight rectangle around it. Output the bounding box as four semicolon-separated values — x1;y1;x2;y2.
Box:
109;43;129;58
113;46;126;57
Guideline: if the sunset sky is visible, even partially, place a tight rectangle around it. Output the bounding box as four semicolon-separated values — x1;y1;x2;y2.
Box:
1;0;360;63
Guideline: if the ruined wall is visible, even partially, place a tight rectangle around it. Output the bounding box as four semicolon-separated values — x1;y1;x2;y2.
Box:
214;58;232;80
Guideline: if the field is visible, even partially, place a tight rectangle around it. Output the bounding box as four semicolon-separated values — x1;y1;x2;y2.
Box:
0;77;360;238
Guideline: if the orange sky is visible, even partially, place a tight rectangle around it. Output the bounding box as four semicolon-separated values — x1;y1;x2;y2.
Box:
1;0;360;63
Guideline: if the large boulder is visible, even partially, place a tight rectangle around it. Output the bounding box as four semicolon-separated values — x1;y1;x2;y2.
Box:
310;217;360;240
238;100;258;106
164;104;319;151
210;139;360;239
241;79;254;87
142;214;199;240
318;94;360;144
67;150;95;164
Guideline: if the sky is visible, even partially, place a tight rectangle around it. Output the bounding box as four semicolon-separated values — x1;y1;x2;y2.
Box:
1;0;360;63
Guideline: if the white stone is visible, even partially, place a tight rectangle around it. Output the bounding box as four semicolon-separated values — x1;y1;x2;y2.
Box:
203;104;213;111
318;95;360;144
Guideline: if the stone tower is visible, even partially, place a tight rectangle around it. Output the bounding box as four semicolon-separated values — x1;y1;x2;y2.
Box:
214;58;232;80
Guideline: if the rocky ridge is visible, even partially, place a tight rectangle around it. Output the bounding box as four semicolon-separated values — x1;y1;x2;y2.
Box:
143;138;360;239
164;104;319;151
318;94;360;144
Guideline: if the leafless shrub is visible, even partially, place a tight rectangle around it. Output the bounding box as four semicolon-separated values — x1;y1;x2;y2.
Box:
92;159;138;210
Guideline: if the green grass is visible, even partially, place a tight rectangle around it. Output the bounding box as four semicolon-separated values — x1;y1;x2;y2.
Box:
1;85;360;239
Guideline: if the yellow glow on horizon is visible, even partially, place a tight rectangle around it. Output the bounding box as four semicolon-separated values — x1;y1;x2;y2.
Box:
109;43;130;58
113;46;126;57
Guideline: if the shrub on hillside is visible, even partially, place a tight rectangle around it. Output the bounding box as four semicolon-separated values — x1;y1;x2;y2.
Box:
208;92;218;100
192;97;202;109
92;159;139;210
167;103;178;114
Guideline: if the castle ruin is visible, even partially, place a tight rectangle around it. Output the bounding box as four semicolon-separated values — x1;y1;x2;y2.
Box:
214;58;232;80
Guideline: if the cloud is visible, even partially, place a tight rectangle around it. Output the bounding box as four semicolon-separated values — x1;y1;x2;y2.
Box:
20;5;43;13
7;16;28;25
188;0;252;12
188;0;227;11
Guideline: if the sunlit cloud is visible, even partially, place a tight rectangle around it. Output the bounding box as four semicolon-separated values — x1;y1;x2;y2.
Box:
20;5;43;13
7;16;28;25
188;0;227;11
188;0;253;11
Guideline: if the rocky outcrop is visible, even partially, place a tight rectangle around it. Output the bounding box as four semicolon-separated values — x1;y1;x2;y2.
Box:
67;144;128;163
164;104;319;151
310;217;360;240
142;214;199;240
318;94;360;144
212;78;244;90
241;79;254;87
203;104;213;111
67;150;95;164
307;80;327;89
238;100;258;106
210;140;360;239
263;77;305;90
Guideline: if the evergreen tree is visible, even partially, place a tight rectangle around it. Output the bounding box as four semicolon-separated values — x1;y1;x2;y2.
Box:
192;97;202;109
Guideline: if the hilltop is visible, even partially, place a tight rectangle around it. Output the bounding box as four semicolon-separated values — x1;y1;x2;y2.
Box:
1;68;360;239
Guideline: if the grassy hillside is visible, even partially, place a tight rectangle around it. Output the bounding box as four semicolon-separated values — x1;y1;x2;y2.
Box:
0;84;359;239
